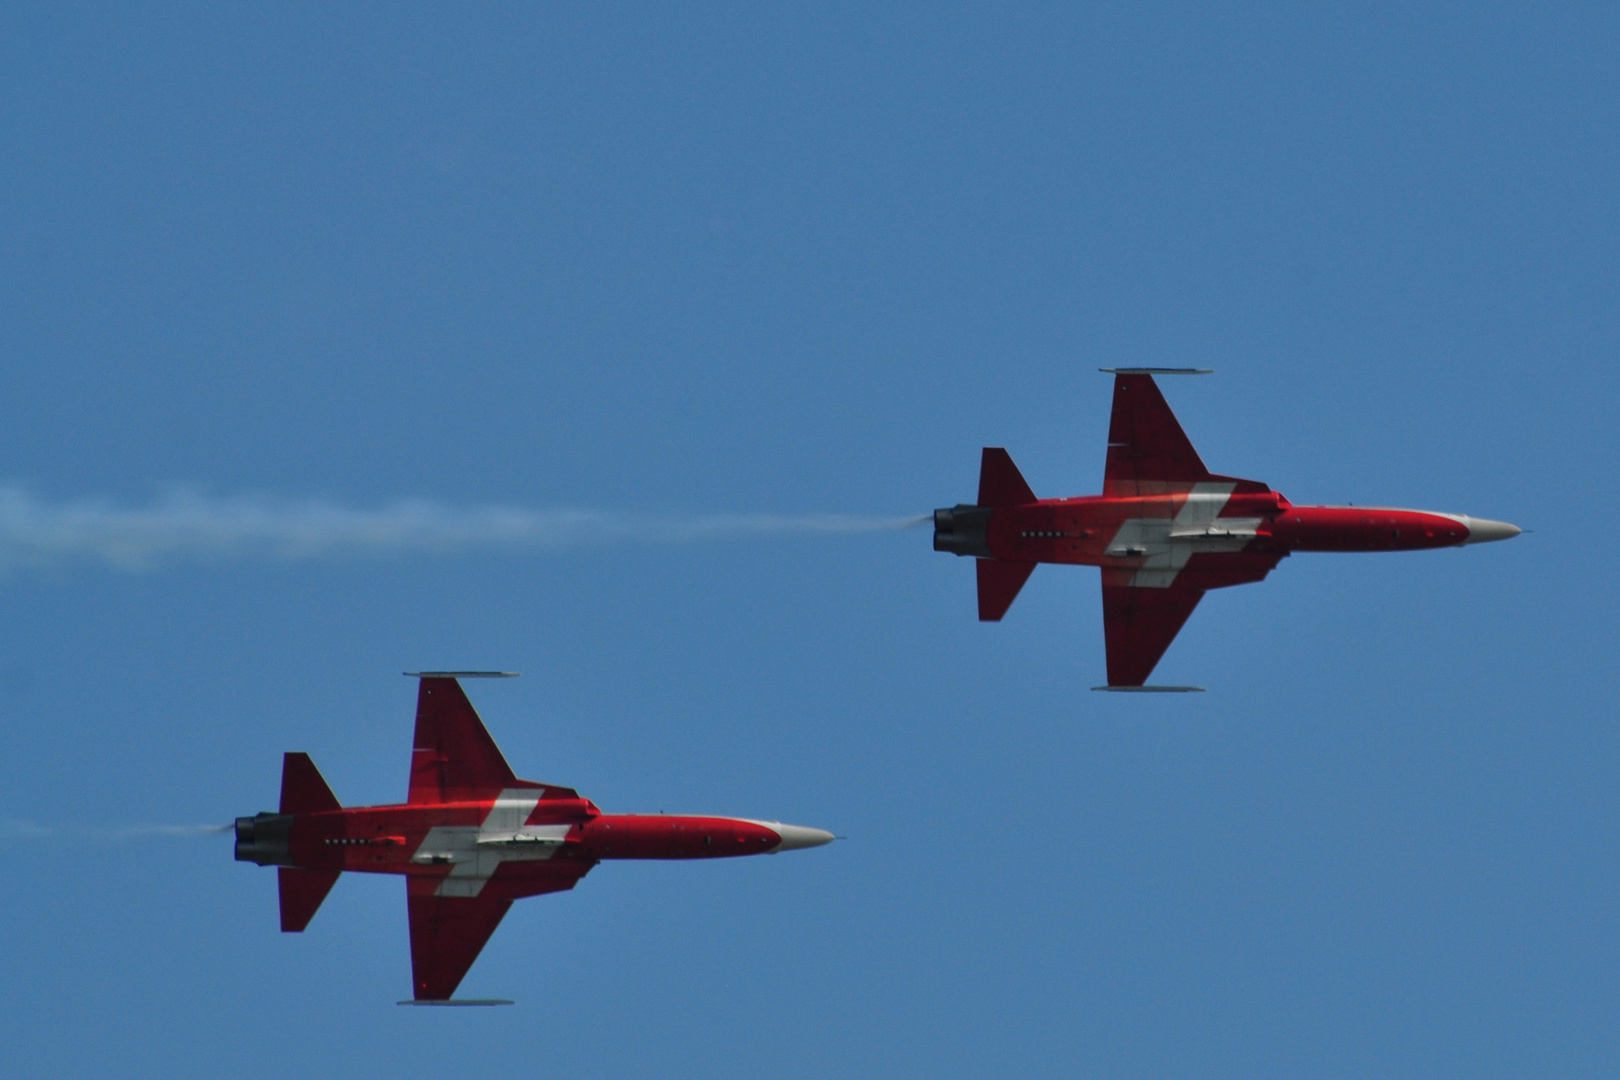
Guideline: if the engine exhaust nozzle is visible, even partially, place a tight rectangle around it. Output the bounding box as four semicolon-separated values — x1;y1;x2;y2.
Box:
933;504;992;558
234;812;294;866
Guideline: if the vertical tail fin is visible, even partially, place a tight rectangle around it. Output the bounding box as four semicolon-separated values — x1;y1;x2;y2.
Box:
280;753;340;815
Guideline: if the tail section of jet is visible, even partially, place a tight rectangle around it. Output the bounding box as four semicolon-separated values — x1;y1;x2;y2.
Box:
234;753;347;931
934;448;1041;621
233;752;344;870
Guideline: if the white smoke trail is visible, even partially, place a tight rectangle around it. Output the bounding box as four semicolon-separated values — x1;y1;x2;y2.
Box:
0;817;231;840
0;486;928;572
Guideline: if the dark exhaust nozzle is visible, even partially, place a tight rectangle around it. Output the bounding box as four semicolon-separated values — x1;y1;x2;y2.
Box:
234;812;294;866
933;505;992;558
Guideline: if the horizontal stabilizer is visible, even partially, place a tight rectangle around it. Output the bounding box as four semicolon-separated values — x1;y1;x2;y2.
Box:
978;448;1037;507
280;753;341;815
279;867;340;932
398;999;514;1007
978;559;1036;621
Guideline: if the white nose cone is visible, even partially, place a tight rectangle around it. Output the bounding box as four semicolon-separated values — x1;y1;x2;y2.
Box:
1460;517;1522;544
771;824;835;852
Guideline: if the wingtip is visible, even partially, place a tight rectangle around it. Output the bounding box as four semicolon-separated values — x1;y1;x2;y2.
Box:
1098;367;1214;375
404;671;520;678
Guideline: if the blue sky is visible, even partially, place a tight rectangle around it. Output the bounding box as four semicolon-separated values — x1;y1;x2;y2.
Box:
2;5;1616;1077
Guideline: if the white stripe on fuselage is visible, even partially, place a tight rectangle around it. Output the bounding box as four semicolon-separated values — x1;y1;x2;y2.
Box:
1103;483;1261;588
410;788;573;898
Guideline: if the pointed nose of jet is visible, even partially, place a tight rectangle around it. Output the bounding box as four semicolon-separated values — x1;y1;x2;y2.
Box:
1459;516;1522;544
770;823;835;852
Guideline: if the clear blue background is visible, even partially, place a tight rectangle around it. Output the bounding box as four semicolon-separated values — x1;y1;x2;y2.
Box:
2;5;1614;1077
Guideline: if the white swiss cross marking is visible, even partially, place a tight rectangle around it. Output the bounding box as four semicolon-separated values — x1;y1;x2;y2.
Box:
410;788;573;898
1104;482;1262;588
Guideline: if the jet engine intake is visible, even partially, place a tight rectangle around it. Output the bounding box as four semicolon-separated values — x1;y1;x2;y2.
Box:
933;505;992;557
235;812;294;866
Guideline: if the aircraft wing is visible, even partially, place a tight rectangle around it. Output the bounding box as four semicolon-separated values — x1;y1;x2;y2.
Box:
407;879;515;1002
1103;374;1210;496
406;864;591;1001
1102;372;1270;497
1101;580;1205;687
1100;553;1285;685
406;675;579;804
408;677;519;804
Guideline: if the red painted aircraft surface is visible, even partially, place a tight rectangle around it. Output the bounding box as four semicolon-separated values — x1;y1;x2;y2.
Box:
933;369;1521;690
235;673;833;1004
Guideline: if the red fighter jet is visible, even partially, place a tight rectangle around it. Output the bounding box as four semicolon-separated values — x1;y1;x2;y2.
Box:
235;673;833;1004
933;369;1521;690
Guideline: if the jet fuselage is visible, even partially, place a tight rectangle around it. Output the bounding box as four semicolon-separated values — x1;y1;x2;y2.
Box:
939;490;1516;570
237;800;825;876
